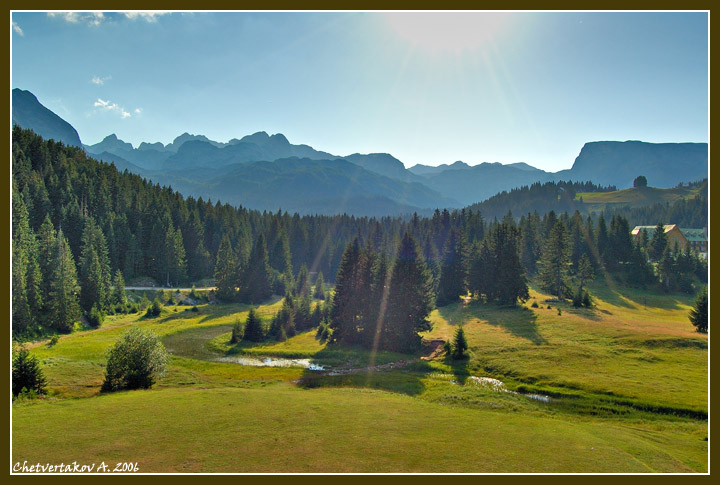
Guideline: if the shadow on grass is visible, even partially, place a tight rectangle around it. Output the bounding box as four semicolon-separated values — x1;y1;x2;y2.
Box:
440;302;547;345
296;344;431;397
588;278;691;312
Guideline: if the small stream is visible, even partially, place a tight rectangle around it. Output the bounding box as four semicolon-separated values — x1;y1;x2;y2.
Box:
213;355;325;371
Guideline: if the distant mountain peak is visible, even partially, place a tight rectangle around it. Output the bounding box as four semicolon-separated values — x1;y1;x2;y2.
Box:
12;88;83;147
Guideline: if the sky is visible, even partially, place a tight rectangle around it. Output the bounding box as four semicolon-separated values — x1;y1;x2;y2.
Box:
11;11;709;172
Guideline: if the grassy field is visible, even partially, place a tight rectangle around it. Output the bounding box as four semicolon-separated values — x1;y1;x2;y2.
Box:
12;281;708;473
576;182;707;213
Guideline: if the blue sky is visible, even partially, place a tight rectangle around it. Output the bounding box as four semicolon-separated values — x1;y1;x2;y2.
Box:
11;11;708;172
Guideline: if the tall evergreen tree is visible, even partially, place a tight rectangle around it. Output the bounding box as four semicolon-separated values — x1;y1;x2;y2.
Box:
436;229;468;306
47;230;82;333
538;220;572;300
650;222;668;261
214;235;237;302
383;233;434;353
243;307;264;342
243;233;273;304
328;239;362;345
313;271;325;300
689;286;708;333
79;217;112;314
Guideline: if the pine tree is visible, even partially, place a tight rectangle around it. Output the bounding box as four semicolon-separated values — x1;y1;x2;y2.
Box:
383;233;434;353
538;220;572;300
48;230;82;333
489;223;529;305
230;317;244;344
243;307;264;342
650;222;668;261
689;286;708;333
165;224;187;287
295;263;310;298
451;326;469;360
111;270;127;306
214;235;237;302
313;272;325;300
243;233;273;304
12;190;43;335
436;228;468;306
328;239;362;345
79;217;111;313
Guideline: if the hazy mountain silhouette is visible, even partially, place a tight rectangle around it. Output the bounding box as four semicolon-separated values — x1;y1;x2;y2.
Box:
12;88;82;147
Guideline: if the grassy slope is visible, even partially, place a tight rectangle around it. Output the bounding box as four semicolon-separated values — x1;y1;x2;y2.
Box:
576;183;706;212
12;282;708;473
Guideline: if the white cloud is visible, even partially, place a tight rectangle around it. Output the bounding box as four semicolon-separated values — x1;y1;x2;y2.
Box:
47;12;105;26
94;98;131;119
12;21;24;36
123;12;168;23
134;108;143;114
91;75;112;85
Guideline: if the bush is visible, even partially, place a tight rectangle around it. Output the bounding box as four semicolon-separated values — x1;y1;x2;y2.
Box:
230;318;244;344
145;298;162;318
48;334;59;348
582;291;592;308
101;327;168;392
557;308;562;316
87;304;104;327
531;301;539;308
191;305;199;313
12;347;47;398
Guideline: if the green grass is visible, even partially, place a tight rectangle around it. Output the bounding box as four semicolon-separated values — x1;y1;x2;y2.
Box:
12;385;706;473
576;183;706;212
13;283;708;472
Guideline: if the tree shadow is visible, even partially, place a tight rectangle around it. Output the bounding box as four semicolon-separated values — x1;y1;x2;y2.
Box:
296;344;430;397
439;303;547;346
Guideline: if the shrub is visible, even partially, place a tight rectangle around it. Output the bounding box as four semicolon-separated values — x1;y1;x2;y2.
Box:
531;301;539;308
48;334;59;347
443;340;452;355
191;305;199;313
582;291;592;308
230;318;244;344
12;347;47;398
87;304;104;327
101;327;168;392
557;308;562;316
145;298;162;318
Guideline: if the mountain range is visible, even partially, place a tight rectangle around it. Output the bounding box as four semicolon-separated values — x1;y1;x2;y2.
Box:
11;88;709;216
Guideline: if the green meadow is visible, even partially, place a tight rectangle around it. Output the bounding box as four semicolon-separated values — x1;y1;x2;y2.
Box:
12;281;707;473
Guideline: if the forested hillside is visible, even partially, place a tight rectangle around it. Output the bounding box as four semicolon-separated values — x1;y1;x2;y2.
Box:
12;127;707;340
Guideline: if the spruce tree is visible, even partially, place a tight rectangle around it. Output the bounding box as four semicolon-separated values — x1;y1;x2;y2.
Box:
650;222;668;261
383;233;434;353
243;307;264;342
538;220;572;300
48;230;81;333
436;228;468;306
689;286;708;333
214;235;237;302
111;270;127;306
328;239;362;345
451;326;469;360
165;224;187;287
243;233;273;304
79;217;111;313
313;272;325;300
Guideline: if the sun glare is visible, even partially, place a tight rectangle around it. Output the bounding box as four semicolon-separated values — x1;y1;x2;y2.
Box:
382;12;511;54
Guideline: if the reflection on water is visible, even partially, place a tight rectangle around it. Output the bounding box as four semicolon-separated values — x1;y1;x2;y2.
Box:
214;355;324;371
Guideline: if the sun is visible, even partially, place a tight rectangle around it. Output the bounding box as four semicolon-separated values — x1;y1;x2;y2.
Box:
381;11;511;55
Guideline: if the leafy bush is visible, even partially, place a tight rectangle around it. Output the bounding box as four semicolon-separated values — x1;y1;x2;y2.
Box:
12;347;47;398
101;327;168;392
531;300;539;308
87;304;104;327
145;298;162;318
47;334;59;347
230;318;244;344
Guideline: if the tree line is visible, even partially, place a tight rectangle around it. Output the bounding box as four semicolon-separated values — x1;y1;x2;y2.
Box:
11;127;708;341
